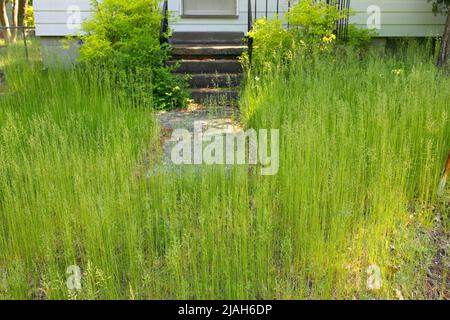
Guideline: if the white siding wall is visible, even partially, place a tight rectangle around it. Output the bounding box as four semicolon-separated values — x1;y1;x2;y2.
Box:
34;0;446;37
168;0;289;32
350;0;446;37
34;0;91;36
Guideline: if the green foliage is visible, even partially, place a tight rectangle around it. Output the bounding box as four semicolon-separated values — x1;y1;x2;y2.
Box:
247;18;294;72
240;43;449;299
0;42;448;300
152;67;192;110
429;0;450;14
79;0;190;109
80;0;163;67
287;0;342;44
25;5;35;27
346;24;377;51
247;0;369;73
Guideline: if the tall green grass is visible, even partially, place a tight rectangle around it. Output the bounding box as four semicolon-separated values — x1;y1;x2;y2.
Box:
0;46;159;299
240;43;449;299
0;42;448;299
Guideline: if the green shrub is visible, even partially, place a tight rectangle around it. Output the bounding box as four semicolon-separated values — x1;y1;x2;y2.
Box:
248;0;343;72
345;25;378;53
79;0;190;109
287;0;341;47
247;0;374;72
247;18;294;72
25;5;35;27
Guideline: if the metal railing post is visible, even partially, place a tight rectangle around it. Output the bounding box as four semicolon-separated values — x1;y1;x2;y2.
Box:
248;0;254;65
159;0;169;45
287;1;292;30
22;27;29;61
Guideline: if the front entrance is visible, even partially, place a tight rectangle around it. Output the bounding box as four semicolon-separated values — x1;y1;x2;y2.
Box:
182;0;238;17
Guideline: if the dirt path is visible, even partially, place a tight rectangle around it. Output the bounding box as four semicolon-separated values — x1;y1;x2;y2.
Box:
154;103;243;170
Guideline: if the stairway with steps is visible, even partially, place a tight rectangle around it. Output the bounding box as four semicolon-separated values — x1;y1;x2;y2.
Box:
168;32;245;105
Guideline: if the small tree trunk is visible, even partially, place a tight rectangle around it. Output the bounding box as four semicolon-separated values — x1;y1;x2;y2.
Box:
17;0;28;27
437;6;450;67
12;0;19;42
0;0;11;41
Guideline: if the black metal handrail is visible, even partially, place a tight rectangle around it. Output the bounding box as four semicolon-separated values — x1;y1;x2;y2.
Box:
247;0;282;64
252;0;281;21
247;0;254;64
287;0;292;30
342;0;351;40
327;0;351;40
159;0;169;45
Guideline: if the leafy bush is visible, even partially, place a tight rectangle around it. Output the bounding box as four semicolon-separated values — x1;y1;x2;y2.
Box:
247;18;294;72
247;0;374;72
429;0;450;13
79;0;190;109
346;25;378;52
247;0;343;72
287;0;342;47
25;5;35;27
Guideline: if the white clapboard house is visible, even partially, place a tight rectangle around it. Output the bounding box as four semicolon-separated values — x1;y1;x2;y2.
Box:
34;0;447;37
33;0;447;101
34;0;447;58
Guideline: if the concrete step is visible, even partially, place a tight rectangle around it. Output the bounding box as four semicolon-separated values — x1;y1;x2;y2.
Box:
190;88;239;104
168;59;243;74
171;45;246;59
189;73;242;89
170;32;245;45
